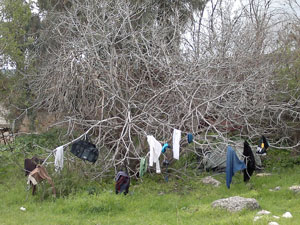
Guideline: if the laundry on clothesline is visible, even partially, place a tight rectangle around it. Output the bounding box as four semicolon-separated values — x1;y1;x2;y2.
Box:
70;140;99;163
24;157;44;176
243;141;256;182
147;135;162;173
54;146;64;172
226;146;246;189
172;129;181;160
256;135;269;155
115;171;130;195
161;143;171;153
187;133;193;144
27;165;56;197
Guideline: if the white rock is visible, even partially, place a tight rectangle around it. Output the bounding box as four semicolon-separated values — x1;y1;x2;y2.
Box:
211;196;260;212
256;173;272;177
268;222;279;225
289;185;300;192
201;176;221;187
253;216;261;222
273;216;280;219
20;207;26;211
282;212;292;218
257;210;271;215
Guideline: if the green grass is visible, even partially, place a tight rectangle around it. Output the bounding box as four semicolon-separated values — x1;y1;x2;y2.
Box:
1;131;300;225
1;165;300;225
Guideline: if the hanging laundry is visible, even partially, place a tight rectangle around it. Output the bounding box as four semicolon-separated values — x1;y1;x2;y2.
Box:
226;146;246;189
54;146;64;172
70;140;99;163
187;133;193;144
256;135;269;155
115;171;130;195
172;129;181;160
139;157;147;177
147;135;162;173
27;165;56;196
243;141;256;182
161;143;171;153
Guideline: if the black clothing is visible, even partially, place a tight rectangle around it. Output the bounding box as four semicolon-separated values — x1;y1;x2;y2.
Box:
243;141;256;182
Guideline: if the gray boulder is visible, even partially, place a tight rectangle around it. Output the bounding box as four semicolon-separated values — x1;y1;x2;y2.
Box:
201;176;221;187
212;196;260;212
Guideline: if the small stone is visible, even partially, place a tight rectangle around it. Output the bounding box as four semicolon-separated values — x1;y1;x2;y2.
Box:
253;216;261;221
256;173;272;177
257;210;271;215
289;185;300;192
268;222;279;225
282;212;292;218
273;216;280;219
269;186;280;192
202;176;221;187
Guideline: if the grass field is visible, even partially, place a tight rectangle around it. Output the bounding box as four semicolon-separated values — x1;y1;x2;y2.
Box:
1;131;300;225
1;161;300;225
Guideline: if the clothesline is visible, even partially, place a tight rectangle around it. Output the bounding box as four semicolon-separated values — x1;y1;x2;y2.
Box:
42;120;104;166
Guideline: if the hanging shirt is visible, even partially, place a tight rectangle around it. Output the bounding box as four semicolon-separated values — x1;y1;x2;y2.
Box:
172;129;181;160
147;135;162;173
226;146;246;189
54;146;64;172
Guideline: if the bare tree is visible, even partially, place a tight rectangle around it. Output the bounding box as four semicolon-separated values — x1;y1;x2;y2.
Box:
26;0;300;178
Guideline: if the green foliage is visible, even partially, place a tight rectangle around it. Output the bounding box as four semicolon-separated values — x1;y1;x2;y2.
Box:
262;148;300;170
0;0;33;69
276;46;300;101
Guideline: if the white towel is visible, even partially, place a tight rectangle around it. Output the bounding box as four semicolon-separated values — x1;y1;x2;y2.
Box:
54;146;64;172
147;135;162;173
172;129;181;160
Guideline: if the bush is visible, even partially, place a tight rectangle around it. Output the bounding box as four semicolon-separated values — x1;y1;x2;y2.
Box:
262;148;300;170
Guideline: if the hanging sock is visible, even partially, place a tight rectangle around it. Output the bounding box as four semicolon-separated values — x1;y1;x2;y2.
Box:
139;157;147;178
147;135;162;173
226;146;246;189
54;146;64;172
161;143;171;153
172;129;181;160
187;133;193;144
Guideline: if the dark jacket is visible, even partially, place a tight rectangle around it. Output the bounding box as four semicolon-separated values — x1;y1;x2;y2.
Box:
243;141;256;182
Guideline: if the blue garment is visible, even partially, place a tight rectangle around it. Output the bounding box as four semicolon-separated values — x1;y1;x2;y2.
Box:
226;146;246;189
161;143;171;153
187;133;193;144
